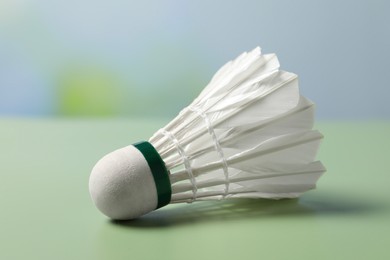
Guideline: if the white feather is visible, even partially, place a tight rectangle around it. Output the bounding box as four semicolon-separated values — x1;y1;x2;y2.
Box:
150;47;325;203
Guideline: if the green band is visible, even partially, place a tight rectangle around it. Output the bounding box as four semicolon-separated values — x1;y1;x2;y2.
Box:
133;141;171;209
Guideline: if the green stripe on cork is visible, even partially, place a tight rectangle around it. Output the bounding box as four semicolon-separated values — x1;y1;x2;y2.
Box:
133;141;172;209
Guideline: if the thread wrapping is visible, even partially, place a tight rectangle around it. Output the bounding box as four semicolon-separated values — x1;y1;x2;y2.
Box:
160;129;198;202
189;106;230;198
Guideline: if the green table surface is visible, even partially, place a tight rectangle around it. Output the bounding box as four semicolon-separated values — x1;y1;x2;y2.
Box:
1;118;389;260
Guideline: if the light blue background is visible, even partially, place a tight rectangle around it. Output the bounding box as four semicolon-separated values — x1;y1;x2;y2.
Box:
0;0;389;118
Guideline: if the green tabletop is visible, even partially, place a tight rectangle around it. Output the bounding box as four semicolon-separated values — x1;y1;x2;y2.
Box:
1;118;389;260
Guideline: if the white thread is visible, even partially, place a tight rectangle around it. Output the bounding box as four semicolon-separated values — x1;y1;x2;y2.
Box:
160;129;198;202
189;107;230;198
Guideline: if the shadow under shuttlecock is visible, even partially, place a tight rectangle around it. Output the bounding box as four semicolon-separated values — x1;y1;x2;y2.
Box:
111;191;380;228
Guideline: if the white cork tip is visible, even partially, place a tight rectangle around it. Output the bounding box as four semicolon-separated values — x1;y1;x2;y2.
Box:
89;145;158;220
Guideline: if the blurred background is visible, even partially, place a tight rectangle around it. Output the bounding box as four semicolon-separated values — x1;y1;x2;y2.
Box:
0;0;389;119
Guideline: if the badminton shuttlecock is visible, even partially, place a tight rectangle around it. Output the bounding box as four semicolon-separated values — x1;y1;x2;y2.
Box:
89;47;325;220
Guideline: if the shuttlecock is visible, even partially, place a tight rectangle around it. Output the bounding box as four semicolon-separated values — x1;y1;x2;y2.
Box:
89;47;325;220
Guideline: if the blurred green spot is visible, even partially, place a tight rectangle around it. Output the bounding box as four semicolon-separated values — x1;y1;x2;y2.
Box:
57;65;122;116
